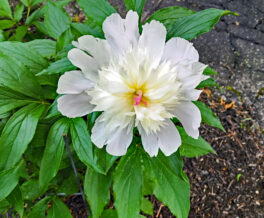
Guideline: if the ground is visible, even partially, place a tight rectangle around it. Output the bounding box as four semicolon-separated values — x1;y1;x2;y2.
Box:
66;0;264;217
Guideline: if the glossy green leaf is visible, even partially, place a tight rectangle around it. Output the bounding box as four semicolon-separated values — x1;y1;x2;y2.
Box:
0;162;22;201
21;179;40;201
26;39;56;58
203;66;217;75
147;6;195;28
56;28;74;52
193;101;225;131
44;2;71;39
0;41;48;73
150;153;190;218
0;20;15;29
38;57;76;75
178;126;216;157
47;198;72;218
100;209;118;218
0;55;44;99
0;104;46;170
71;22;103;38
141;197;153;215
77;0;116;25
39;118;69;192
14;3;24;22
197;78;218;89
6;186;24;217
0;0;12;18
113;147;142;218
84;167;112;218
124;0;146;17
28;196;51;218
0;87;34;114
167;8;236;40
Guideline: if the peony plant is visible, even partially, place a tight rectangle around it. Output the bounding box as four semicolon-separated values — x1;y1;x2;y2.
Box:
0;0;235;217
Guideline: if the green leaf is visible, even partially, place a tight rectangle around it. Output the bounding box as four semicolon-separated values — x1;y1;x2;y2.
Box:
0;20;15;29
177;126;216;157
26;6;45;25
70;118;116;174
203;66;217;75
57;173;79;195
6;186;24;217
124;0;146;18
15;25;27;41
100;209;118;218
113;147;142;218
0;162;22;201
0;0;12;18
26;39;56;58
197;78;218;89
14;3;24;22
31;0;46;7
0;104;46;170
141;197;153;215
39;118;69;192
44;2;71;39
147;6;195;28
21;179;40;201
84;167;112;218
167;8;236;40
193;101;225;131
0;86;34;114
0;41;48;73
71;22;104;38
0;30;4;41
77;0;116;25
28;196;51;218
47;198;72;218
56;28;74;52
0;55;44;99
149;153;190;218
38;57;76;75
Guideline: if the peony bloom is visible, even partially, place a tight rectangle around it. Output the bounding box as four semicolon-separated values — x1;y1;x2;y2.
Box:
57;11;208;157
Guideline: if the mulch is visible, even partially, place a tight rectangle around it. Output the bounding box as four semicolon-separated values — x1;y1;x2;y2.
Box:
66;89;264;217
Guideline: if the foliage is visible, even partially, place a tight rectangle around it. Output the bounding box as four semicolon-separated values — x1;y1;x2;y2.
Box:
0;0;234;217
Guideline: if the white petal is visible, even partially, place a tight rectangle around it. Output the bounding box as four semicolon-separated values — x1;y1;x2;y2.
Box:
138;20;166;66
106;127;133;156
162;37;199;64
103;10;139;55
57;71;94;94
68;48;98;82
91;116;109;148
157;120;181;156
138;125;159;157
57;93;94;118
75;35;111;67
173;102;201;139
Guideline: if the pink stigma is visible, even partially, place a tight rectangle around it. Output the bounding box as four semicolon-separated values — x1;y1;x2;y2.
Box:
133;90;147;106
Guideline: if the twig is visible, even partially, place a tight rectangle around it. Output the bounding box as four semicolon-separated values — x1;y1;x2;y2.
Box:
63;134;90;216
156;204;164;218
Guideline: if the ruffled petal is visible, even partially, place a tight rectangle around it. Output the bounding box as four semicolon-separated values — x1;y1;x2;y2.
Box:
138;20;166;67
68;48;99;82
138;125;159;157
106;127;133;156
162;37;199;65
57;70;94;94
57;93;94;118
172;102;201;139
74;35;111;67
91;115;110;148
157;119;181;156
103;10;139;55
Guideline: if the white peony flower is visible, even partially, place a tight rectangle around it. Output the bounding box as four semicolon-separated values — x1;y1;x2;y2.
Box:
57;11;208;157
